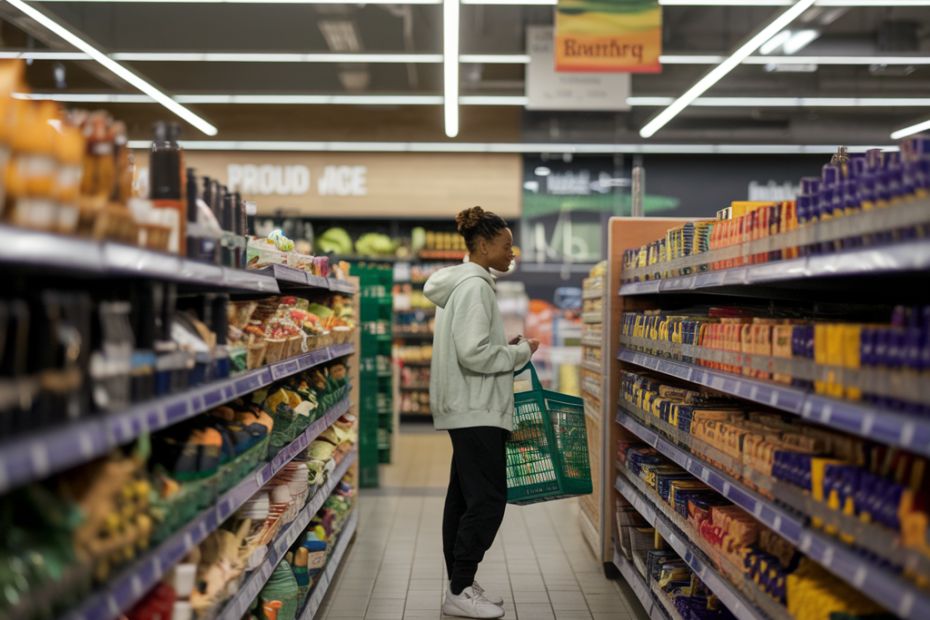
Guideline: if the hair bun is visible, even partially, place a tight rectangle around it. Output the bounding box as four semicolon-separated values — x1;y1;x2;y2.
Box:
456;206;485;234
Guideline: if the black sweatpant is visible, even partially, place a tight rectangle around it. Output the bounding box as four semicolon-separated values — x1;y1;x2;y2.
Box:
443;426;509;595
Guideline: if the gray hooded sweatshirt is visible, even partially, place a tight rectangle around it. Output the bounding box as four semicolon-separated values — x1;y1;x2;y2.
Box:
424;262;532;431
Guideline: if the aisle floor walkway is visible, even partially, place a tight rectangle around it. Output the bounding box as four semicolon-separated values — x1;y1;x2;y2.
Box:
319;429;649;620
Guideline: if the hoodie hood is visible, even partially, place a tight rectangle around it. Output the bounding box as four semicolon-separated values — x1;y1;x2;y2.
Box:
423;262;495;309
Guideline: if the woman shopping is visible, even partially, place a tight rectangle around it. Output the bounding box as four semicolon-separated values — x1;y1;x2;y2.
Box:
424;206;540;619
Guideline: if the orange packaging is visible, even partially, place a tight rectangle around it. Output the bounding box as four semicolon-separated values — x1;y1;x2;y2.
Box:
741;324;753;376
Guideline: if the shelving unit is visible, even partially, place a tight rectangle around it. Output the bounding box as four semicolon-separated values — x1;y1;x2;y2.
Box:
1;235;362;620
213;452;357;620
579;274;605;560
611;548;667;620
603;213;930;620
355;261;395;477
0;225;279;293
614;474;781;620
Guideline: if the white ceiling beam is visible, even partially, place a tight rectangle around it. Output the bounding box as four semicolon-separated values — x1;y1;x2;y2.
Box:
124;140;897;154
19;93;930;108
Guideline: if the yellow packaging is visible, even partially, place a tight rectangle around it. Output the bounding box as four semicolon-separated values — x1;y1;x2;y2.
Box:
813;324;828;394
842;324;862;401
810;457;844;532
825;324;844;399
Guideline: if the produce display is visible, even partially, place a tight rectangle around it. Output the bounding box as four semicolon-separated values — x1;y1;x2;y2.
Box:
0;358;353;620
227;295;356;373
247;477;356;620
247;230;351;281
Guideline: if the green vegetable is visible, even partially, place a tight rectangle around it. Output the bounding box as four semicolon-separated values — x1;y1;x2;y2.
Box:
355;233;396;257
316;227;353;255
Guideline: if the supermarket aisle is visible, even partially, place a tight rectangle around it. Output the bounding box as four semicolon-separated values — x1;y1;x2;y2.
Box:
319;429;648;620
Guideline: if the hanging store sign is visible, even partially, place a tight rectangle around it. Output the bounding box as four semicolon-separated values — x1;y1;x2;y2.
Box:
133;151;520;218
554;0;662;73
526;26;631;111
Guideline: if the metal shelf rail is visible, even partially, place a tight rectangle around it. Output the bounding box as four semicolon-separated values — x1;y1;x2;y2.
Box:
0;343;355;495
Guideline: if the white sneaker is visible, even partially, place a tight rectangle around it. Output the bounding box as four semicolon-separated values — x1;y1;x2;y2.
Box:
443;586;505;619
472;581;504;607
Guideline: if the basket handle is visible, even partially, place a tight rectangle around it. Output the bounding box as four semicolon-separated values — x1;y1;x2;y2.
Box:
516;361;543;392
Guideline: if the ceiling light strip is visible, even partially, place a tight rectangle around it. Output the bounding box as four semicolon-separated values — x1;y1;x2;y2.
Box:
640;0;818;139
4;0;217;135
111;52;444;63
444;0;459;138
891;119;930;141
7;50;923;66
459;54;531;63
124;140;896;154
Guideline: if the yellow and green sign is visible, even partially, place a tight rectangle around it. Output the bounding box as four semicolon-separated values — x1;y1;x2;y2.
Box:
555;0;662;73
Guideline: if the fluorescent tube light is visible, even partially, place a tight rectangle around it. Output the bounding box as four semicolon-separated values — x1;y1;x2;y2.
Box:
659;54;930;65
15;93;530;106
459;95;528;105
760;30;792;55
459;54;531;64
110;52;444;63
746;56;930;65
123;140;895;154
627;96;930;107
782;29;820;55
4;0;217;135
640;0;818;139
444;0;459;138
891;119;930;141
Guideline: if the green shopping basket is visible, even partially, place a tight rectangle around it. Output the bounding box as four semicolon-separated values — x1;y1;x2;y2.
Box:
506;362;593;505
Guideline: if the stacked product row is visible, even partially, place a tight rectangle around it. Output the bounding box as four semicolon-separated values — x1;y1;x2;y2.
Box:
0;286;354;442
0;58;348;281
620;305;930;414
621;139;930;284
617;439;888;620
616;503;738;620
125;473;355;620
1;357;354;620
619;369;929;581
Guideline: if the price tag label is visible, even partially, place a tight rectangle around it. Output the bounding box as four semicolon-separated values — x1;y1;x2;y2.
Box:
853;565;868;588
800;532;812;553
131;574;144;597
822;546;834;567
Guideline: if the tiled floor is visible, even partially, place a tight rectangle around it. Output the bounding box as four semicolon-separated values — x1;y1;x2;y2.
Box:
319;428;648;620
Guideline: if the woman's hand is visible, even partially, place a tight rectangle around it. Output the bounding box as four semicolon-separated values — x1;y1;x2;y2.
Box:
509;336;539;355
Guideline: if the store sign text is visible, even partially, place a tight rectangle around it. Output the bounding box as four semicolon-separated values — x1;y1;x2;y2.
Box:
226;164;368;197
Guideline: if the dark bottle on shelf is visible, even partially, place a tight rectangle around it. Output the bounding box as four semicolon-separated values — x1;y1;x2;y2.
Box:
129;281;158;404
186;168;200;259
150;122;186;255
221;193;235;268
